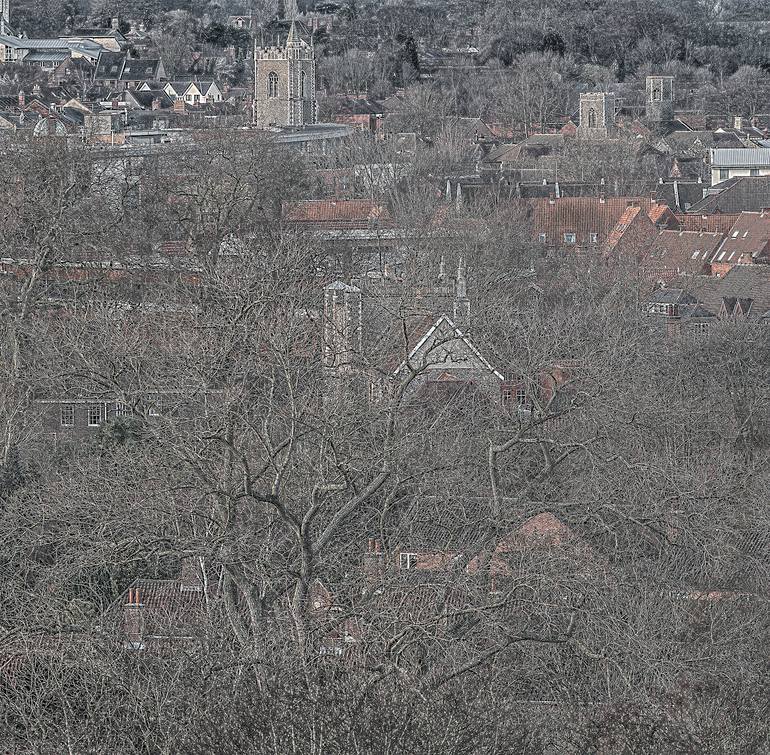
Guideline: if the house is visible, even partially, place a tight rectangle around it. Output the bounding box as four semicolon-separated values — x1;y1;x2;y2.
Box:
322;258;504;406
482;134;566;170
644;230;724;281
708;211;770;274
327;95;384;133
526;196;675;251
93;52;166;90
107;559;208;650
283;199;393;230
711;148;770;185
687;176;770;214
60;26;127;53
161;80;223;105
645;265;770;336
0;35;103;66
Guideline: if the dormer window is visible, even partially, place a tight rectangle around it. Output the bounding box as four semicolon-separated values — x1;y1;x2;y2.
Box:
538;233;546;243
589;232;598;243
564;232;576;244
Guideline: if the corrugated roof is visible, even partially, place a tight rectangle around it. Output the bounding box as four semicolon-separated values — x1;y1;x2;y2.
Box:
711;148;770;167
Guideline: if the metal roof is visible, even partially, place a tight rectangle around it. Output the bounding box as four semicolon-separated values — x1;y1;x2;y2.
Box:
711;148;770;167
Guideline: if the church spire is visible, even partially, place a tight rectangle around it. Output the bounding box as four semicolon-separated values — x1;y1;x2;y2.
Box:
286;19;301;47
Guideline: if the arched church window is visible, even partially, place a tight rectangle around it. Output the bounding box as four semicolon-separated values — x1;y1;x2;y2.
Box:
268;72;279;98
588;107;596;129
300;70;306;98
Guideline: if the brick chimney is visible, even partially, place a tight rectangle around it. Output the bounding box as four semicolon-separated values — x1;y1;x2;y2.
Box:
363;538;385;585
173;98;185;114
111;17;120;31
123;587;144;649
179;557;203;592
151;97;161;111
111;97;119;110
18;90;25;109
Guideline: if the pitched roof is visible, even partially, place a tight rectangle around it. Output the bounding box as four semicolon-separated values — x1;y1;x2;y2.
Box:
666;266;770;317
120;58;163;81
527;196;660;246
688;176;770;214
709;211;770;265
675;213;741;234
283;199;393;229
711;148;770;168
645;230;724;278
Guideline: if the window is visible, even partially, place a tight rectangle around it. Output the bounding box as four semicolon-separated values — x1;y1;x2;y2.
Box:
538;233;547;243
719;169;729;180
267;71;279;98
115;401;131;417
60;404;75;427
587;107;596;129
692;322;710;337
87;403;105;427
515;387;527;406
300;70;306;98
750;168;760;176
564;232;576;244
589;232;598;243
399;552;418;570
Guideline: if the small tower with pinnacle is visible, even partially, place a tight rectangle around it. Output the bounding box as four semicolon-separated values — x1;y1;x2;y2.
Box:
253;21;317;128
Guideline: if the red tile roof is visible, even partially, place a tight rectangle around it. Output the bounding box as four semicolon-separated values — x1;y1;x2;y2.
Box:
283;199;393;229
528;196;662;247
674;213;740;234
709;211;770;267
645;230;723;279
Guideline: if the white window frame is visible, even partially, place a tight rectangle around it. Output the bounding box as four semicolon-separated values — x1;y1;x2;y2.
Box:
115;401;131;417
87;403;105;427
60;404;75;427
399;552;418;570
538;233;547;243
564;232;576;244
589;232;598;243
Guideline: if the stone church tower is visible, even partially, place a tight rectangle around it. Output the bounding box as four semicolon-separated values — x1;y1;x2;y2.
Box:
645;75;675;123
1;0;10;34
578;92;617;139
253;21;317;128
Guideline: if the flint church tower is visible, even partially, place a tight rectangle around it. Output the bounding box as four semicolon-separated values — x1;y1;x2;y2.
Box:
1;0;10;34
253;21;317;128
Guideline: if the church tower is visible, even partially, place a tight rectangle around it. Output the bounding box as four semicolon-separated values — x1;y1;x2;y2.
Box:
253;21;317;128
578;92;617;139
1;0;10;35
646;75;674;124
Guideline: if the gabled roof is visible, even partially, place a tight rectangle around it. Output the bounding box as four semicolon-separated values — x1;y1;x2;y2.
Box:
283;199;393;229
711;148;770;168
120;58;163;81
710;211;770;265
645;230;724;277
688;176;770;214
392;314;503;381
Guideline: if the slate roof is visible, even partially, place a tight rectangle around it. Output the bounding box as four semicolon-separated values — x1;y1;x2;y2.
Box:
653;180;706;212
665;266;770;317
688;176;770;214
120;58;162;81
94;51;125;79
